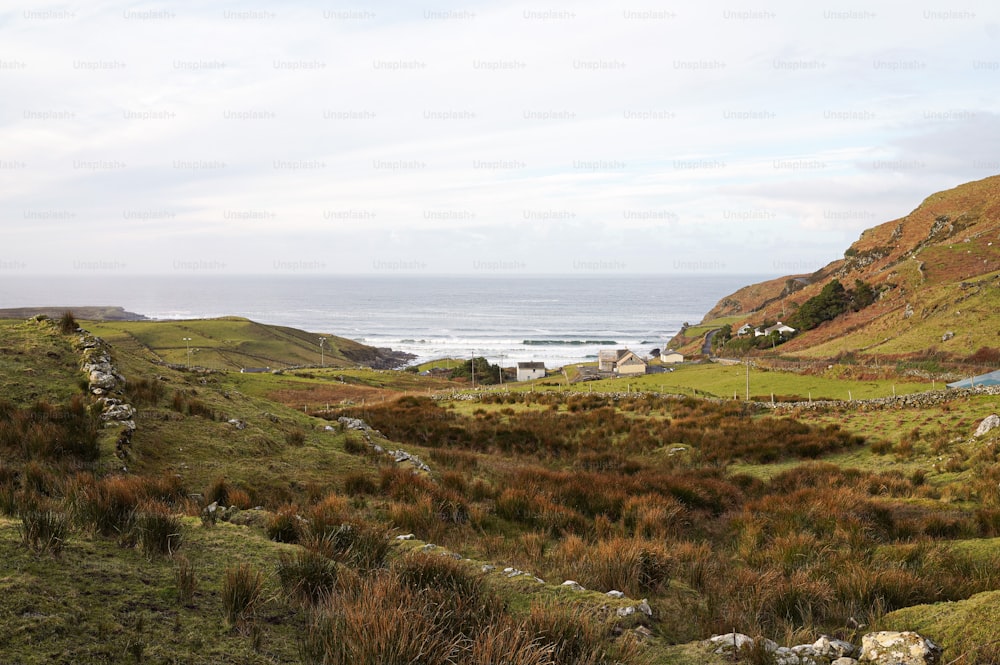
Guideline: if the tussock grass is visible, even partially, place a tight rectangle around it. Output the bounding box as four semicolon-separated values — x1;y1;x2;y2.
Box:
277;549;338;604
19;506;70;555
133;500;183;557
221;563;265;631
175;555;196;605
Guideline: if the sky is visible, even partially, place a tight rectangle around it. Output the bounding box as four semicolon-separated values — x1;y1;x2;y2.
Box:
1;1;998;276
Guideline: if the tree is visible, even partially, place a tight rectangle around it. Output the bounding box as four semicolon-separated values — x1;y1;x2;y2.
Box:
850;279;876;311
792;279;848;331
713;325;732;349
451;357;501;385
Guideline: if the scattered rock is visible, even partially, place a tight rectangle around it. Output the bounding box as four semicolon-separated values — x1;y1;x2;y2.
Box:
813;635;857;660
859;631;942;665
561;580;584;591
338;417;371;431
708;632;754;654
702;631;937;665
606;590;625;599
974;414;1000;437
227;418;246;430
942;331;955;342
395;533;415;540
617;600;652;618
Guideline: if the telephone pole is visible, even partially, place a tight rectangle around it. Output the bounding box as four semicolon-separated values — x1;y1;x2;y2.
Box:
745;358;750;401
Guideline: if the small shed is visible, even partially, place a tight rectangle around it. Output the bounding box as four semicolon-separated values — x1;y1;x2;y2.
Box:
660;349;684;364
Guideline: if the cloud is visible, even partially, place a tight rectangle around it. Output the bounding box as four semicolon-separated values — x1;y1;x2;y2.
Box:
1;0;998;274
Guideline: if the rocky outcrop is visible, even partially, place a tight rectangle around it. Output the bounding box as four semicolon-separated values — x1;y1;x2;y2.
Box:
707;631;941;665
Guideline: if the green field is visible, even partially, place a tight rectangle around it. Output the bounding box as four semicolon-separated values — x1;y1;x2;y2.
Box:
496;361;930;401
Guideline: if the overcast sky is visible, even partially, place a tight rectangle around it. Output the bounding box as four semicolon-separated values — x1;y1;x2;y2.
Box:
1;1;998;276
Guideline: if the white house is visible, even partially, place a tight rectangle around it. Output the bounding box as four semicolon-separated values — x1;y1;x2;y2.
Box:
736;324;754;336
516;361;546;381
660;349;684;364
764;322;796;336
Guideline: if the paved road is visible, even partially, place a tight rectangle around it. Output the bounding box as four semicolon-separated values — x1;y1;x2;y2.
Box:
702;329;719;356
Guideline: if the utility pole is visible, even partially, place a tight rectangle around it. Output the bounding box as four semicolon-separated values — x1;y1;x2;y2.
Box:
498;352;505;386
318;337;327;367
745;358;750;401
471;350;475;389
183;337;192;368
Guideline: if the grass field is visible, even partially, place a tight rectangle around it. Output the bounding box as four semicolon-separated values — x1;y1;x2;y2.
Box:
84;318;380;371
493;361;930;402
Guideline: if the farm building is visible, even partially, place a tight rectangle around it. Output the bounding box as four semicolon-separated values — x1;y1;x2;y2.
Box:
516;361;546;381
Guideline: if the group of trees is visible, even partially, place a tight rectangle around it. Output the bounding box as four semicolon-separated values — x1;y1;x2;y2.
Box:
450;357;502;385
713;278;876;354
791;279;876;332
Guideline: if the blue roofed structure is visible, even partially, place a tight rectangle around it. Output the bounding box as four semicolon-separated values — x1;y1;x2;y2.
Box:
947;369;1000;389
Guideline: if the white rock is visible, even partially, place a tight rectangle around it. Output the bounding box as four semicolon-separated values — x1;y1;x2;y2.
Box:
832;659;858;665
813;635;857;659
793;644;817;655
606;590;625;599
774;646;801;665
859;631;942;665
709;632;754;654
975;414;1000;437
561;580;584;591
395;533;415;540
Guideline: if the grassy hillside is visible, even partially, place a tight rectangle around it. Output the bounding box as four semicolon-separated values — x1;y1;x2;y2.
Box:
2;314;1000;663
84;317;408;371
694;175;1000;362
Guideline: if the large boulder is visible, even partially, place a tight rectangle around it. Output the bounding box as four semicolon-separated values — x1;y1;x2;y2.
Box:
974;414;1000;437
859;631;941;665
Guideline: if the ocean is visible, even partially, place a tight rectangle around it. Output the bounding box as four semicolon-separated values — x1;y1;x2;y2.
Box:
0;275;764;368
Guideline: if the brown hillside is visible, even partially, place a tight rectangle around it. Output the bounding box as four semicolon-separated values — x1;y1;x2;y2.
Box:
702;175;1000;357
